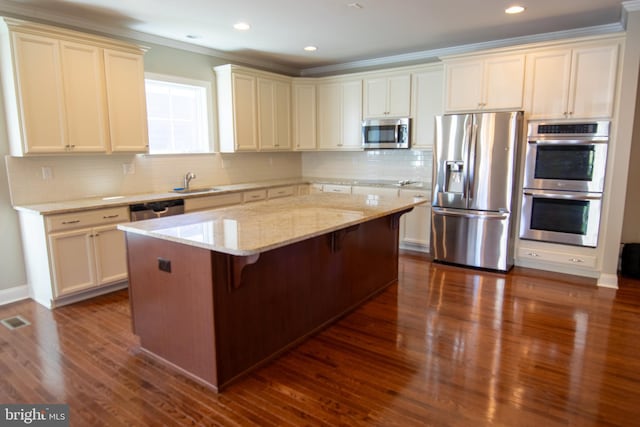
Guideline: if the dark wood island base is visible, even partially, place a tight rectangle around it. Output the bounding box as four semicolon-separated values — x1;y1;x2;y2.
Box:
125;211;410;391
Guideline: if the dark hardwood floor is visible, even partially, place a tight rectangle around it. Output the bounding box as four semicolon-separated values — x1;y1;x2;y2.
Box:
1;254;639;426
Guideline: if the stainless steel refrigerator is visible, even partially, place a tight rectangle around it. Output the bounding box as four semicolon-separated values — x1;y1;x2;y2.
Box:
431;111;523;271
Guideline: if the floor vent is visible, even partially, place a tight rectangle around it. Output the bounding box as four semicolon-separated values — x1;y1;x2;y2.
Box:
0;315;30;330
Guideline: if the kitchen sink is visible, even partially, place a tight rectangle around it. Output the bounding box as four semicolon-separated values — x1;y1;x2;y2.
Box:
172;187;224;194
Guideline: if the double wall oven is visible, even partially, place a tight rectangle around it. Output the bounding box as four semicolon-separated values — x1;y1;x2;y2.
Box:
519;120;610;247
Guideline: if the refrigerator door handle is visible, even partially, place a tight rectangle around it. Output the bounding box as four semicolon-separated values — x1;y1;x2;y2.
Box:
432;207;510;220
466;122;478;203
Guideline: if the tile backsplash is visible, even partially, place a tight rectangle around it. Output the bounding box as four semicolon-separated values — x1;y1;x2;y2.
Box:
5;152;303;205
302;150;432;184
5;149;432;206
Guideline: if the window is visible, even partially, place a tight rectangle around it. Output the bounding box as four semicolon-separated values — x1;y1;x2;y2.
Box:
145;74;213;154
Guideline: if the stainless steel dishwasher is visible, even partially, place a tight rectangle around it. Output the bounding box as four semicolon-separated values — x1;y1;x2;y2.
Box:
129;199;185;221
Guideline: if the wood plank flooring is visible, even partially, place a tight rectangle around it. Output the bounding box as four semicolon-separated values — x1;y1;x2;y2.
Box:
1;253;639;426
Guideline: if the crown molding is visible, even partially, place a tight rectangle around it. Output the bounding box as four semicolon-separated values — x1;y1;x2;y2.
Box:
0;0;299;75
0;0;630;77
300;22;625;76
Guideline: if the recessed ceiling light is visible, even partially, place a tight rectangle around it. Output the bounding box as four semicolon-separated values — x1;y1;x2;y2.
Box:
233;22;251;31
505;5;525;14
304;46;318;52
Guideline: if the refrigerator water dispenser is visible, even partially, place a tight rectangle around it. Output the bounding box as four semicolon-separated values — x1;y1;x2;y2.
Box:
445;161;465;194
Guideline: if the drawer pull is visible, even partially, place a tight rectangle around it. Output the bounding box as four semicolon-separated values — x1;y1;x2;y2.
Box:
103;214;120;219
527;252;540;257
62;220;80;225
569;258;584;263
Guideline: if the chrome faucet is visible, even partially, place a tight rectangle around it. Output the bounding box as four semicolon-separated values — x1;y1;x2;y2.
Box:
184;172;196;190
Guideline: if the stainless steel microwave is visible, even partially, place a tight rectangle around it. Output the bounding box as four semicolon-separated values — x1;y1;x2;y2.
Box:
362;117;410;149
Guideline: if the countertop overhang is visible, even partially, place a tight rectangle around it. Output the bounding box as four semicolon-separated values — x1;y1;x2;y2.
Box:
118;193;427;256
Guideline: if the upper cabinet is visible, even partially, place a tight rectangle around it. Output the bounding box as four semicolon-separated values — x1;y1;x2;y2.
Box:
444;53;525;112
0;18;149;156
410;65;444;150
257;77;291;151
103;49;149;152
292;79;317;151
525;41;619;120
317;78;363;151
363;72;411;118
215;64;292;153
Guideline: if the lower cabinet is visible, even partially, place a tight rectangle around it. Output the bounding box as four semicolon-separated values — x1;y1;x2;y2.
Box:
399;189;431;252
49;224;127;297
19;206;129;308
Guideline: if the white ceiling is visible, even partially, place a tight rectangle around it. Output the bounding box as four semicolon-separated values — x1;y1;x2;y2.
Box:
0;0;628;75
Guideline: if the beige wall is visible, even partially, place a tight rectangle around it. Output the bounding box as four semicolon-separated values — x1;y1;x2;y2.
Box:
622;70;640;243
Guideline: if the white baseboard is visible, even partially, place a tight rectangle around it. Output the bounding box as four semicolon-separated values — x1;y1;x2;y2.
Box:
0;285;30;306
597;273;619;289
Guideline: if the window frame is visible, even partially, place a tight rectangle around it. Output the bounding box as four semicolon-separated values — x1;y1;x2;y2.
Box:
144;72;216;155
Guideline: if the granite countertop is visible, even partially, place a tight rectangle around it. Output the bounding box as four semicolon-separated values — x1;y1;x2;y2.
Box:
13;178;431;215
118;192;427;256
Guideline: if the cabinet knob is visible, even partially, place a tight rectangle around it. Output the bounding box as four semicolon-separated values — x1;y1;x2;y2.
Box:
527;252;540;257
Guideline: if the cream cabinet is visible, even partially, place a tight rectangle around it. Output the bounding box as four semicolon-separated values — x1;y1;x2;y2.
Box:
104;49;149;152
410;65;444;150
49;223;127;297
363;72;411;118
444;53;525;112
317;78;363;150
0;18;148;156
257;77;291;150
399;189;431;252
525;41;619;119
184;192;243;212
18;206;130;308
292;80;317;151
215;64;292;152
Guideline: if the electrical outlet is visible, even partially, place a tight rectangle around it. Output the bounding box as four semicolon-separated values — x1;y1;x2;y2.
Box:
122;163;135;175
41;166;53;181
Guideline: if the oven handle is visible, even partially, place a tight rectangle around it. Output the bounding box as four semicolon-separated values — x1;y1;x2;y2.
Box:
523;190;602;200
528;138;608;145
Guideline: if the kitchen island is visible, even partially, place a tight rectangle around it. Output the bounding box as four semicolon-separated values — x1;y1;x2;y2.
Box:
118;192;426;391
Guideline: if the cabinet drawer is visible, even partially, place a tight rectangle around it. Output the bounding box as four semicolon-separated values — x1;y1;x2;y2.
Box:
267;186;296;199
46;206;129;232
517;247;597;269
322;184;352;194
243;189;267;203
352;186;399;197
184;193;243;212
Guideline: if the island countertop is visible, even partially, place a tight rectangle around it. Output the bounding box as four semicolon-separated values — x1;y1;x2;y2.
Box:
118;192;427;256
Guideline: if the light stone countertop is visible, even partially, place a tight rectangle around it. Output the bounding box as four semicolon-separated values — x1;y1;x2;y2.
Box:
117;192;428;256
13;178;430;215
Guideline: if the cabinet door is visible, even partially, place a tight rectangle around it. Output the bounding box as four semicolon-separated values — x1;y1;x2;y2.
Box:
60;41;108;152
317;83;342;150
525;49;572;119
292;83;317;150
103;49;149;152
93;224;128;285
411;67;444;149
569;44;618;119
444;60;483;112
364;74;411;118
364;77;388;117
274;80;292;150
483;54;525;110
49;229;96;296
231;72;258;151
341;80;363;150
257;78;277;149
10;32;67;153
